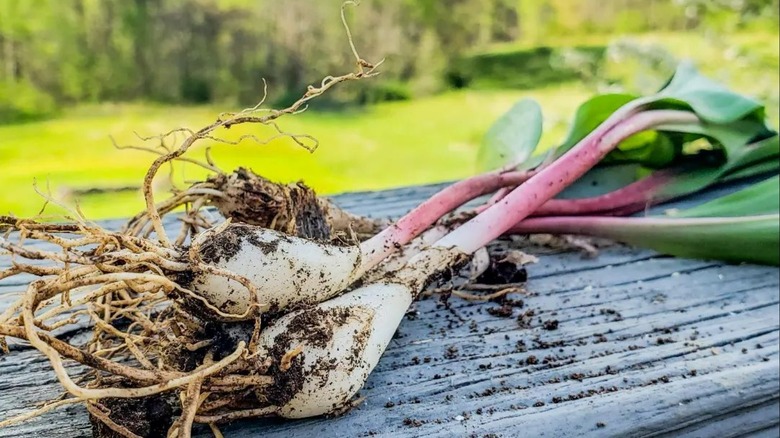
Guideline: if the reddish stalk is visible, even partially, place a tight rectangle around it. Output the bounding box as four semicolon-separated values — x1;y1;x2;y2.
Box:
530;170;674;216
358;170;534;268
356;101;654;269
506;213;778;238
432;109;701;253
470;170;675;217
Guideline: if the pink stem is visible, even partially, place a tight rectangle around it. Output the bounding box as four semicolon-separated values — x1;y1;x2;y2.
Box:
480;150;560;211
505;214;773;235
594;202;657;217
484;186;514;208
432;109;701;254
471;170;674;216
507;215;633;235
530;170;674;216
358;169;535;271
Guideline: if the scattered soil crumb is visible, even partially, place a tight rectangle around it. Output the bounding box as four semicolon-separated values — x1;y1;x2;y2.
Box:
403;418;425;427
517;309;536;328
487;304;514;318
444;345;459;360
476;251;529;285
89;393;178;438
600;308;624;321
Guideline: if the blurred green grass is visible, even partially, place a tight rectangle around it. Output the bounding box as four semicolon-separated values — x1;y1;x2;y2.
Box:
0;85;590;219
0;32;776;220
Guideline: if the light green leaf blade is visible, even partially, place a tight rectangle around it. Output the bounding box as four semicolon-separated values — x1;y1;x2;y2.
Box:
670;175;779;218
594;214;779;266
721;157;780;182
509;62;777;209
655;60;764;124
554;93;637;154
615;178;780;265
477;98;543;172
722;135;780;175
652;132;778;200
557;125;777;202
602;131;679;168
528;178;780;265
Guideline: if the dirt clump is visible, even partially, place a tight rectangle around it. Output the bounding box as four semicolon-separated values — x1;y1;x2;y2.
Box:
208;168;383;242
476;250;529;285
89;393;179;438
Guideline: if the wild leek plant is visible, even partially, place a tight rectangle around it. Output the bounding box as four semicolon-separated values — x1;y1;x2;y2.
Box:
477;61;778;265
479;61;777;215
238;62;780;418
510;175;780;266
159;62;780;325
0;57;777;438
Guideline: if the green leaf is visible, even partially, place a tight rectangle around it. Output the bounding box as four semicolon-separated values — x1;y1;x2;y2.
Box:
477;98;543;172
621;63;774;171
655;60;764;124
555;163;643;199
670;175;779;218
721;157;779;182
507;61;777;211
595;214;779;266
622;178;780;265
557;124;777;203
600;112;775;184
652;131;778;200
655;118;775;164
722;135;780;175
619;178;780;265
563;62;771;180
543;63;772;199
602;131;679;168
554;93;637;154
545;179;780;265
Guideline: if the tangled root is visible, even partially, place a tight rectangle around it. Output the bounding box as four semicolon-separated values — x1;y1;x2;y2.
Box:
0;214;287;436
0;3;384;435
124;167;386;246
0;179;529;437
207;168;385;241
0;188;334;435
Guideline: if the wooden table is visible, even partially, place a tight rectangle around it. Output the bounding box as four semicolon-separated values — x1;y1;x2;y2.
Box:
1;182;778;437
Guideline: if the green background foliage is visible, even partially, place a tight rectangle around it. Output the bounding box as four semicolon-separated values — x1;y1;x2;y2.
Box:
0;0;777;218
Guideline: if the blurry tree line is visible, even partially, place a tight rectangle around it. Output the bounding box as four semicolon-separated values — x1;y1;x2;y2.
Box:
0;0;777;123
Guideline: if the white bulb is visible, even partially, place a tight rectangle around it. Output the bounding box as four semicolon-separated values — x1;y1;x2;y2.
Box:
260;282;413;418
188;224;361;318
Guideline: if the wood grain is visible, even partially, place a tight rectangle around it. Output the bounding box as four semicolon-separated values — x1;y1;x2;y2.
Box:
0;181;777;438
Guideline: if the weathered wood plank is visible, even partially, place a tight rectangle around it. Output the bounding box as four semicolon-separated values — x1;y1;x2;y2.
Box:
0;181;778;438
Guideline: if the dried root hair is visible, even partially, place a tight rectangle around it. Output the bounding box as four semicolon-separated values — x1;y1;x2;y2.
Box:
0;3;383;436
116;2;383;248
123;167;387;246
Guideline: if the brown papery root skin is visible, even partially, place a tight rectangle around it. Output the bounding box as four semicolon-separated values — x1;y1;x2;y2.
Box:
208;168;384;242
